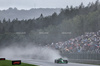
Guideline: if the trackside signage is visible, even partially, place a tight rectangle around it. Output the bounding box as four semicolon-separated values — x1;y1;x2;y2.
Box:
0;58;6;60
12;60;21;65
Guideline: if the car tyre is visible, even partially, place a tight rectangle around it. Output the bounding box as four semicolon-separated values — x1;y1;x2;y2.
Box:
65;60;68;64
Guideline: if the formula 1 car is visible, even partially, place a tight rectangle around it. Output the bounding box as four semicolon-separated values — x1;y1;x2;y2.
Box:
55;58;68;64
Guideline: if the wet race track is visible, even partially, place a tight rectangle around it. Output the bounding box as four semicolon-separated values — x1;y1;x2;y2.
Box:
22;59;100;66
0;46;99;66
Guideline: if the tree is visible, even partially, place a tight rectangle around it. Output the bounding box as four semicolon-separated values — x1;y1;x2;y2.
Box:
94;0;99;10
8;19;11;23
9;25;14;33
39;14;44;19
1;27;5;34
79;3;84;9
3;18;6;23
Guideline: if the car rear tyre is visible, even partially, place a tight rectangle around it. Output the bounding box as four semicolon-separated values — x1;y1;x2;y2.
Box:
64;60;68;64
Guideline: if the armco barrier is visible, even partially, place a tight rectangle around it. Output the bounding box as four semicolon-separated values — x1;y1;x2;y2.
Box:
62;52;100;60
69;59;100;65
61;52;100;64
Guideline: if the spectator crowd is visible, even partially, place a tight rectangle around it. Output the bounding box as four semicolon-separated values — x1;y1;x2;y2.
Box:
50;30;100;53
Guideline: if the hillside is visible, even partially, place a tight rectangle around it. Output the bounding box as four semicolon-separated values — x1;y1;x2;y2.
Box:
0;8;60;21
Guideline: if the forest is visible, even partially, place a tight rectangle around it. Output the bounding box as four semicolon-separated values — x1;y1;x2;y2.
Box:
0;0;100;46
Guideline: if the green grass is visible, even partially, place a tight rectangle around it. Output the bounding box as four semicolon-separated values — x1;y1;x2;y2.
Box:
0;60;37;66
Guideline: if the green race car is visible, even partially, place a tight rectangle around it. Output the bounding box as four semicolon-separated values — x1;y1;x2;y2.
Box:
55;58;68;64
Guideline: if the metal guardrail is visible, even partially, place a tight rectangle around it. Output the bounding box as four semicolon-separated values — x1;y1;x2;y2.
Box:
61;52;100;64
62;52;100;60
69;59;100;65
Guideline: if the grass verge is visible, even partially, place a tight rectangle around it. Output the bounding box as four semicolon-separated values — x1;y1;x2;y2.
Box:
0;60;37;66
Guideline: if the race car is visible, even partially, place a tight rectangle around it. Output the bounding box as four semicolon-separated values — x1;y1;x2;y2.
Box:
55;58;68;64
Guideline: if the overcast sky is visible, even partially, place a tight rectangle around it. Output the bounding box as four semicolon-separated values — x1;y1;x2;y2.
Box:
0;0;99;10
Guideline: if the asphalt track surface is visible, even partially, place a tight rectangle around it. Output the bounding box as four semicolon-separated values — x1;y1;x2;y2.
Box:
22;59;100;66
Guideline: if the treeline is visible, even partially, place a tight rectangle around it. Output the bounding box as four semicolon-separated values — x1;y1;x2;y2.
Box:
0;8;60;20
0;0;100;46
